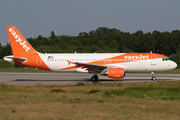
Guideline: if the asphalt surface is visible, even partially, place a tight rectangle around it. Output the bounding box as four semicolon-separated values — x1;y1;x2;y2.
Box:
0;72;180;85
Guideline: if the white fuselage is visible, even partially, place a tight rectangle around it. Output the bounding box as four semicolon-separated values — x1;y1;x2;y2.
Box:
39;53;177;73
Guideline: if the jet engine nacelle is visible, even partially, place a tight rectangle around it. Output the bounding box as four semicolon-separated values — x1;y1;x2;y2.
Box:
101;68;125;79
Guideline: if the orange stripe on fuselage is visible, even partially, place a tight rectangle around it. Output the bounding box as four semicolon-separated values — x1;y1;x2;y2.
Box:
90;53;167;65
60;53;167;71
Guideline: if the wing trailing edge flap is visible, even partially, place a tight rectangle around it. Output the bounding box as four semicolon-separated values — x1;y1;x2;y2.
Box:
71;61;127;69
66;60;127;73
71;61;107;68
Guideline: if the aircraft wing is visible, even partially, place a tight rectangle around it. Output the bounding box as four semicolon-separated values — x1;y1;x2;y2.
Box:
67;60;106;67
72;62;107;68
62;60;125;73
67;60;110;73
75;62;107;73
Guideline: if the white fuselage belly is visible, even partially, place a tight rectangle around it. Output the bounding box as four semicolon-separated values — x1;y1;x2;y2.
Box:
40;53;175;73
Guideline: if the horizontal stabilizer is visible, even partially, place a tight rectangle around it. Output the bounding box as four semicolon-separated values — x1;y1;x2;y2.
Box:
4;55;27;63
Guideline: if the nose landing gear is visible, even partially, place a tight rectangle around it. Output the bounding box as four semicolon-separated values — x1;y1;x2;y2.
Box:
151;72;156;81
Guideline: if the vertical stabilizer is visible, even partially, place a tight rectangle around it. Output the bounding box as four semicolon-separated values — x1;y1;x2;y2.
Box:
5;26;51;71
6;26;37;56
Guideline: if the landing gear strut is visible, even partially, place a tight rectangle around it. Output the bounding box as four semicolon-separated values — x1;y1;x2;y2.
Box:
91;75;98;81
151;72;156;81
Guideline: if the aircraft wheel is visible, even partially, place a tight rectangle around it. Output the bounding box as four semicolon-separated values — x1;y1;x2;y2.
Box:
91;75;98;81
151;77;156;81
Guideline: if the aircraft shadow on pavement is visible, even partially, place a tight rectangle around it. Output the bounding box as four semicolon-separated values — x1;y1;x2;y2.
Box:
83;78;174;81
15;79;91;82
120;79;174;81
15;78;174;82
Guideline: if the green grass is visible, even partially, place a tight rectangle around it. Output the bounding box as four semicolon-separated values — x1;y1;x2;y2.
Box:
1;81;180;119
105;86;180;100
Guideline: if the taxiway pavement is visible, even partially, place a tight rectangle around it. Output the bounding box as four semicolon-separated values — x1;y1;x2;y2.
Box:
0;72;180;85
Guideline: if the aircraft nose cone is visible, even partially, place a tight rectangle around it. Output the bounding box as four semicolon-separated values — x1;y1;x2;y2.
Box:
172;61;177;69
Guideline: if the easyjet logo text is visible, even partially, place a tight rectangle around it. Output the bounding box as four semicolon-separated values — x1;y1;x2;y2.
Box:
9;28;30;52
124;55;149;61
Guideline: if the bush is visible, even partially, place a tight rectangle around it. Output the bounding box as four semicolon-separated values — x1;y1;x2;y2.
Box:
51;89;65;93
89;89;100;94
11;109;16;113
76;82;85;86
97;100;104;103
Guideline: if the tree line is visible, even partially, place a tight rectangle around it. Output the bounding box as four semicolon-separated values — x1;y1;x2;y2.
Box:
0;27;180;67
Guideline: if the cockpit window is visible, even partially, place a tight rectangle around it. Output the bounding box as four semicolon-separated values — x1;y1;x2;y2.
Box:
162;58;170;61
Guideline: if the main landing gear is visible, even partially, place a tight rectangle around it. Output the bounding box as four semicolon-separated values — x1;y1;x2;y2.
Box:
91;75;98;81
151;72;156;81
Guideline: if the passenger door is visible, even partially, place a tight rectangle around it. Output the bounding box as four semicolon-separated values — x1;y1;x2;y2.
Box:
151;55;156;65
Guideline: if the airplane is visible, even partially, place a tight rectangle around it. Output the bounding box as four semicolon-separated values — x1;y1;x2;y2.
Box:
4;26;177;81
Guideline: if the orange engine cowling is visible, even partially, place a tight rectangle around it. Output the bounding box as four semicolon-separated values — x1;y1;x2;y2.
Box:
107;68;125;79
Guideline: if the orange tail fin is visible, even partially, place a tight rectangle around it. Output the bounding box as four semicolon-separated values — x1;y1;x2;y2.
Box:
6;26;51;71
6;26;37;56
